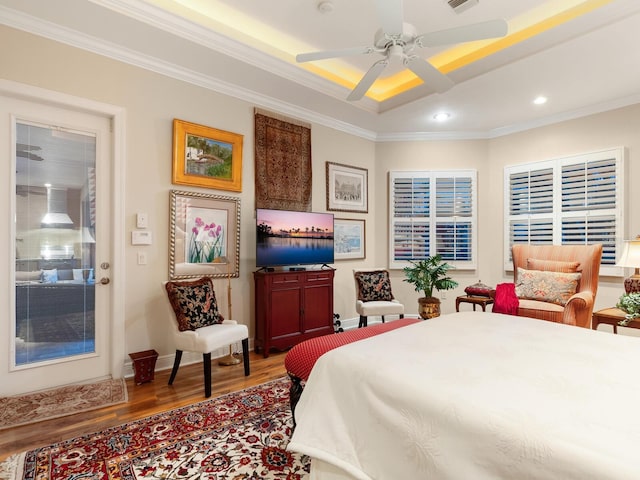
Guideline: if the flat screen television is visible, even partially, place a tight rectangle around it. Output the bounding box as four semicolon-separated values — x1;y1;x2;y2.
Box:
256;208;334;268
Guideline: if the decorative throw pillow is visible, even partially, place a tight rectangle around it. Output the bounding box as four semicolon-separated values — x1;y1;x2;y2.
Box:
16;270;42;282
515;267;582;306
73;268;84;281
165;277;223;331
527;258;580;273
354;270;394;302
42;269;58;283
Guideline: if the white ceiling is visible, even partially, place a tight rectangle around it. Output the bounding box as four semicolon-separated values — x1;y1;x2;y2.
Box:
2;0;640;140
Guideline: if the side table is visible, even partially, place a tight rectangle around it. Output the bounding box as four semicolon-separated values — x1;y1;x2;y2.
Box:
456;295;494;312
592;307;640;333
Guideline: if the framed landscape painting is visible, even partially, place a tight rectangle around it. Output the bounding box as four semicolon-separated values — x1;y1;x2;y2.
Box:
326;162;368;213
172;119;243;192
169;190;240;279
334;218;366;260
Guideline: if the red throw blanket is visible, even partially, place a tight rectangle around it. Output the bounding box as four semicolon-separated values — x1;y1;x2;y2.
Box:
493;282;519;315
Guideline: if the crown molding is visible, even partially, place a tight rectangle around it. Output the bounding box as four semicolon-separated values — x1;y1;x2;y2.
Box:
376;130;491;142
488;91;640;138
2;2;639;143
89;0;382;112
0;4;376;141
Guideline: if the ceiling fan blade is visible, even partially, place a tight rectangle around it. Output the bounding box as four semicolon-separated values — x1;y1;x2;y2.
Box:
405;56;454;94
373;0;403;36
296;46;373;63
418;19;509;47
17;151;45;162
347;59;388;101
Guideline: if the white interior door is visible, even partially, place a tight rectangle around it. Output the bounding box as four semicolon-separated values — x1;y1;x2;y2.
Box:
1;92;113;395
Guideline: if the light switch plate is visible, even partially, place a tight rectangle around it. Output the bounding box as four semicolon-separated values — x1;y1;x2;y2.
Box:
131;230;152;245
136;213;148;229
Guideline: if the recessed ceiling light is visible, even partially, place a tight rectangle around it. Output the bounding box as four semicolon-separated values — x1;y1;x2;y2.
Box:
317;1;334;13
533;96;548;105
433;112;451;122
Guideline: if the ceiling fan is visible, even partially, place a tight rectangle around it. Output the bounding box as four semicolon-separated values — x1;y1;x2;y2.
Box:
296;0;508;101
16;143;44;162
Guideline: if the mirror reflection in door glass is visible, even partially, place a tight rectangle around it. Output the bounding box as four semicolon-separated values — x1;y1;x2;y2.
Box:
14;122;97;366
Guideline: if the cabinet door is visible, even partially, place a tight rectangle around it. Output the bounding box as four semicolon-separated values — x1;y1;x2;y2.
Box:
303;283;333;333
270;287;302;339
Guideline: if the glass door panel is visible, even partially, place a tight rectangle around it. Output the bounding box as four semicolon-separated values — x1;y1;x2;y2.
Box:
15;121;97;366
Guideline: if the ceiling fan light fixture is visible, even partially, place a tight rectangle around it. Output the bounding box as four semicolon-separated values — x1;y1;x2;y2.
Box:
296;2;508;101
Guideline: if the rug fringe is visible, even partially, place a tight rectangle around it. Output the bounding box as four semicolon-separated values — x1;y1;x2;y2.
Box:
0;453;24;480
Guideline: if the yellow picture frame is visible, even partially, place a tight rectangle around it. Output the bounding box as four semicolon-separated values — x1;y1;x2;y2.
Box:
172;119;243;192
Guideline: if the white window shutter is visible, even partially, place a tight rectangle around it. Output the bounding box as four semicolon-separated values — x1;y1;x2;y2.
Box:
390;170;476;269
504;147;624;274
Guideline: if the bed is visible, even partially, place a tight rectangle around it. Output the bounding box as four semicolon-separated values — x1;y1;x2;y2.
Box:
287;311;640;480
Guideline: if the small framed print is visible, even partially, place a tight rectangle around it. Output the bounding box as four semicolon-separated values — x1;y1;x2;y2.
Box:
326;162;368;213
334;218;366;260
172;119;243;192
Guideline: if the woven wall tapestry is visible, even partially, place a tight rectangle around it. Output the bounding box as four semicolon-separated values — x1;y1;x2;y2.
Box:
254;109;312;211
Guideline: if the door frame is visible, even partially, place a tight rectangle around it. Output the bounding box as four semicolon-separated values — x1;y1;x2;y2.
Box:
1;79;126;381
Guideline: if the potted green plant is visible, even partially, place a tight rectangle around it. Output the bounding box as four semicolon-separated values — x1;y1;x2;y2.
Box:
616;293;640;326
403;255;458;319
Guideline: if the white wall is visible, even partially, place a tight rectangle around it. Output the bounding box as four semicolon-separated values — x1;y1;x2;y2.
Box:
374;139;490;316
486;104;640;320
0;26;375;367
2;24;639;373
375;106;640;320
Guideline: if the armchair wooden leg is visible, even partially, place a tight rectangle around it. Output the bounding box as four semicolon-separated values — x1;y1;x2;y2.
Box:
203;352;212;398
400;314;404;319
242;338;250;376
358;315;367;328
168;349;183;385
381;315;385;323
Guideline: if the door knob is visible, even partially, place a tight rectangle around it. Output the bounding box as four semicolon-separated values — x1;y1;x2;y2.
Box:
99;277;110;285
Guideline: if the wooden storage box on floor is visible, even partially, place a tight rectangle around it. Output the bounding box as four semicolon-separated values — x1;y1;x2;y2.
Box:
129;349;158;384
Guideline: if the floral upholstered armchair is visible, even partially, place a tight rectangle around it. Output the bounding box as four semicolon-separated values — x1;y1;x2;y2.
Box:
511;244;603;328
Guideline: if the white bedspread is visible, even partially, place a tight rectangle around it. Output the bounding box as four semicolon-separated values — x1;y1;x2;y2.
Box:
287;312;640;480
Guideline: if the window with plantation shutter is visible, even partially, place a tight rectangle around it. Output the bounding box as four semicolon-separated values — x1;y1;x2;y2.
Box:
389;170;477;269
504;148;625;276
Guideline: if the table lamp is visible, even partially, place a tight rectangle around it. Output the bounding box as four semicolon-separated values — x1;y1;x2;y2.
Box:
616;236;640;293
215;256;242;366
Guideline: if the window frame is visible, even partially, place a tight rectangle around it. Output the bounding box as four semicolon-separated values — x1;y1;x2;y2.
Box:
388;169;477;270
503;147;625;276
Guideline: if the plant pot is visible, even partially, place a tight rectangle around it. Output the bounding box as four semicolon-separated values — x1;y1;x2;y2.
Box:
418;296;441;319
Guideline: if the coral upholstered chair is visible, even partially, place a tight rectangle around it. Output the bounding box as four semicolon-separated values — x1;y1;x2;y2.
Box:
511;244;603;328
163;278;249;397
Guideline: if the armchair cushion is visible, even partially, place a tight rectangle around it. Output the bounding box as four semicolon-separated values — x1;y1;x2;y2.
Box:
165;277;223;331
527;258;580;273
515;267;582;306
354;270;394;302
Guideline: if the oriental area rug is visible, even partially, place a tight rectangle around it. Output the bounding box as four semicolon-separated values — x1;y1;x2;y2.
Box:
0;377;310;480
0;378;127;431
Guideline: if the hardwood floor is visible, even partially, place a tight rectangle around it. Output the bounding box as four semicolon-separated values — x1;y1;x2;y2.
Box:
0;351;288;461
